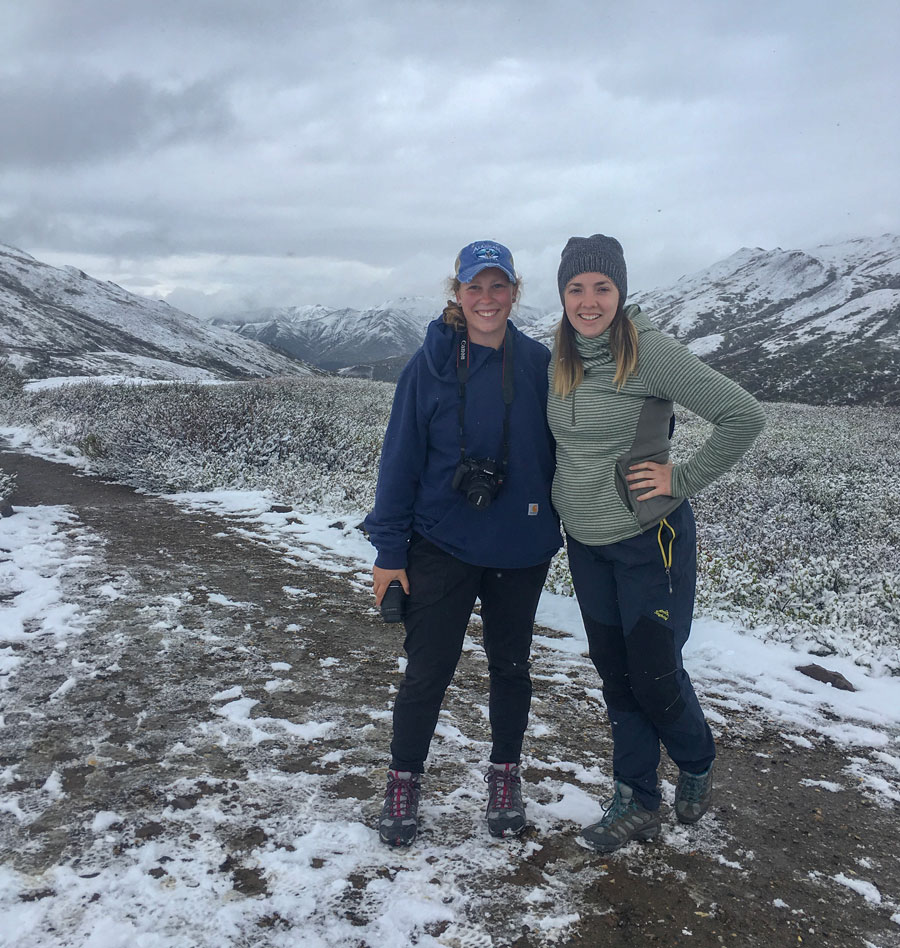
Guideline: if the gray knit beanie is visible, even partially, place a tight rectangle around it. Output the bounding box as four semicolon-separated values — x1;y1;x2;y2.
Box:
557;234;627;305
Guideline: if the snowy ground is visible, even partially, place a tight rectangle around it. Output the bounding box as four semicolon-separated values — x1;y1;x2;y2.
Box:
167;487;900;773
1;437;900;947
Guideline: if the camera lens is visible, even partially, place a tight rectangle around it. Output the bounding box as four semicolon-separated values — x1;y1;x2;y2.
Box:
467;484;494;509
454;457;501;510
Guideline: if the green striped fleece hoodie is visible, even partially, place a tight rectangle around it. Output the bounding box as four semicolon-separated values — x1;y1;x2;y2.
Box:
547;305;766;546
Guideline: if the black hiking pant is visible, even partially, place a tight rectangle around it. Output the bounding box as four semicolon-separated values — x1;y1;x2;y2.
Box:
389;533;550;773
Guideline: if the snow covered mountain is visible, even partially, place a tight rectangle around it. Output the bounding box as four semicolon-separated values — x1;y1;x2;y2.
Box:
219;302;430;372
5;235;896;402
629;234;900;405
0;244;317;382
221;235;900;403
220;297;551;375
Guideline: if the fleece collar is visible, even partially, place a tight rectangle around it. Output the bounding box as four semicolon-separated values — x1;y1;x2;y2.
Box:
574;304;649;366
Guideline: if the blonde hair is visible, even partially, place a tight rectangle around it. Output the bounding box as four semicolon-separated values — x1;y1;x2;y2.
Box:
552;304;638;398
441;274;521;331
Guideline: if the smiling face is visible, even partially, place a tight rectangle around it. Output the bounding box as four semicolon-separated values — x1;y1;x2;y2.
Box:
563;272;620;337
455;267;516;348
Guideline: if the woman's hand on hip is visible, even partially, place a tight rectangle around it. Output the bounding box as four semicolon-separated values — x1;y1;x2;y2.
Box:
626;461;673;500
372;565;410;606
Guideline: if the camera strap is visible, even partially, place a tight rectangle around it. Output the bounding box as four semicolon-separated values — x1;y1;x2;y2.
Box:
455;326;515;479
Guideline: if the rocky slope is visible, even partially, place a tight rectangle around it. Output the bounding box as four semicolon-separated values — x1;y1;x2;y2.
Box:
228;235;900;403
0;244;317;381
630;234;900;405
221;296;550;376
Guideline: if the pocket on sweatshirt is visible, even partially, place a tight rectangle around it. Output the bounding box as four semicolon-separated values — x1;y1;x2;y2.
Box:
615;450;679;532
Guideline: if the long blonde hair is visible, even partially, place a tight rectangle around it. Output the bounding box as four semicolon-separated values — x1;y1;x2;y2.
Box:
552;303;638;398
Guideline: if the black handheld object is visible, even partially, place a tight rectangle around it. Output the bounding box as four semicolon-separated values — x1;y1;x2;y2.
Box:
380;580;407;623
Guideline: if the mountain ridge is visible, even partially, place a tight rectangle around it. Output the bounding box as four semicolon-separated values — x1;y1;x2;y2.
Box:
222;233;900;403
0;243;318;382
2;235;898;404
218;297;550;372
629;234;900;404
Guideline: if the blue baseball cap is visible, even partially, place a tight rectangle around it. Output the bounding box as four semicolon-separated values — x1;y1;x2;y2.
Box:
455;240;517;285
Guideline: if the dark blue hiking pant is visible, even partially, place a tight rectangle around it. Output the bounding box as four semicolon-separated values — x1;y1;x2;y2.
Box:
566;500;715;810
390;533;550;773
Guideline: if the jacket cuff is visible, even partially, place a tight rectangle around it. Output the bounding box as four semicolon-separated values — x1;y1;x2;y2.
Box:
670;464;689;498
374;550;408;570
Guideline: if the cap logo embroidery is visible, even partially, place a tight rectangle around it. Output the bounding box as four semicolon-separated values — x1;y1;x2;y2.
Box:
474;246;500;260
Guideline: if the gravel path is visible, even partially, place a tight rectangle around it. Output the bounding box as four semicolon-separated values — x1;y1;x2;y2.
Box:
1;450;899;948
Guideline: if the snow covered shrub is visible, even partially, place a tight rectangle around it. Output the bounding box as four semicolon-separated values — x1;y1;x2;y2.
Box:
5;377;394;510
0;357;23;508
1;379;897;671
680;403;900;670
0;355;24;405
0;467;15;503
78;432;104;459
545;550;574;598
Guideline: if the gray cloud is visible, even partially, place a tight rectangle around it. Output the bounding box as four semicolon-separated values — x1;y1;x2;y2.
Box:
1;0;898;313
0;73;233;167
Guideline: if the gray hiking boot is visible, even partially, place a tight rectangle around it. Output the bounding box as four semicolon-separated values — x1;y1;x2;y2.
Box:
379;770;421;846
579;781;661;853
485;763;527;838
674;763;714;824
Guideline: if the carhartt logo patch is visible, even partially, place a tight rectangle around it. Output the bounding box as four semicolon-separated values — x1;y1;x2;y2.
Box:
527;503;539;516
654;609;670;621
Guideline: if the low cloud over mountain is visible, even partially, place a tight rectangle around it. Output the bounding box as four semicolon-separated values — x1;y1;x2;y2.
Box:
4;235;898;404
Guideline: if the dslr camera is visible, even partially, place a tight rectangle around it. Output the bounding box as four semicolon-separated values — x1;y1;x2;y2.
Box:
452;456;503;510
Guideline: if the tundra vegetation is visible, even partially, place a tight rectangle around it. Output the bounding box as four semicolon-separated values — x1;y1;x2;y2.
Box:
2;369;897;674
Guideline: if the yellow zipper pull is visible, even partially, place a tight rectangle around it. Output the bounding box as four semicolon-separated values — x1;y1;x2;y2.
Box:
657;518;675;594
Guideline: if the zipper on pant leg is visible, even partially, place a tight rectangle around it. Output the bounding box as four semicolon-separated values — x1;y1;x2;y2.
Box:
657;517;675;594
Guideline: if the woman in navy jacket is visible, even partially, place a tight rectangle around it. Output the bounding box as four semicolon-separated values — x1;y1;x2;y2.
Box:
364;240;561;846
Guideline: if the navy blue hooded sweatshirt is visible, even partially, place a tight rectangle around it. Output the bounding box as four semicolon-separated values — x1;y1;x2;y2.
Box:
364;317;562;570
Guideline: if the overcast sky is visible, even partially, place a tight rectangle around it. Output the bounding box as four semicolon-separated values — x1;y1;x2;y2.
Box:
2;0;898;317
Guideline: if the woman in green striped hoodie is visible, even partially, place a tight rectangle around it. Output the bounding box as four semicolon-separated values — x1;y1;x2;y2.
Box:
547;234;765;854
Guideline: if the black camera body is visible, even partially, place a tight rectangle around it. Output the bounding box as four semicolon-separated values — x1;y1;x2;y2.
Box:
452;456;503;510
380;579;407;623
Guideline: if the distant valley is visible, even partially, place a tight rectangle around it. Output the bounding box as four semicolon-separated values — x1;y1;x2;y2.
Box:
221;234;900;404
214;297;552;380
2;235;898;404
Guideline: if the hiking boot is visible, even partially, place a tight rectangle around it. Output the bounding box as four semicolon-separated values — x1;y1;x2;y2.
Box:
674;763;714;824
485;763;527;838
579;781;661;853
379;769;421;846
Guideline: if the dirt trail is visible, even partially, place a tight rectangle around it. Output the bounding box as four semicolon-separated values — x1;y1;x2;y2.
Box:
1;450;899;948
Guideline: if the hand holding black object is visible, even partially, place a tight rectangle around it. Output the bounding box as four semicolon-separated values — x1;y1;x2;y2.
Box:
380;580;408;623
372;565;409;605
